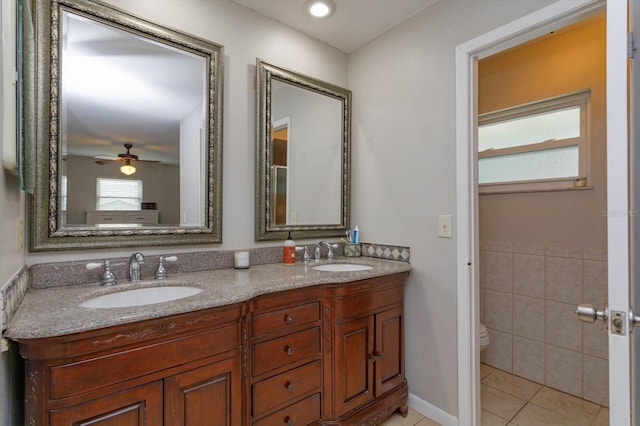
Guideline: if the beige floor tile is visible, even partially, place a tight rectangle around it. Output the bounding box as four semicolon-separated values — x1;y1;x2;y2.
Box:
481;363;496;379
482;409;508;426
380;409;425;426
590;407;609;426
529;387;600;424
511;403;588;426
415;418;441;426
482;369;542;401
481;384;527;421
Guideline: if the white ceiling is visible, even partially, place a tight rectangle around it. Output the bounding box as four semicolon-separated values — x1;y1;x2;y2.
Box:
230;0;439;53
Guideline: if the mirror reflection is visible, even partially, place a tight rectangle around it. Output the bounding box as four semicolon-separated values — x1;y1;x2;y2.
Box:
256;59;351;241
60;11;206;228
26;0;223;251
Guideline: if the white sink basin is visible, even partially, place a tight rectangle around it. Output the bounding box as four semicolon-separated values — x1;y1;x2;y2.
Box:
312;264;373;272
80;286;203;308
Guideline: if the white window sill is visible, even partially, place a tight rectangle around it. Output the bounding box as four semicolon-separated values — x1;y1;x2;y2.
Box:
480;185;594;195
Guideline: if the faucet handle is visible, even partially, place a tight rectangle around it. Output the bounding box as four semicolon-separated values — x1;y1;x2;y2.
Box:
86;260;117;286
155;255;178;280
327;243;338;260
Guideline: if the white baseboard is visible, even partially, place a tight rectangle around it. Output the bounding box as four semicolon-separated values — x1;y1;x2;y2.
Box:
408;392;458;426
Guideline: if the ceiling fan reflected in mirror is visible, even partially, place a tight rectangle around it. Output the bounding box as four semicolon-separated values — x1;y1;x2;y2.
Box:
94;143;160;176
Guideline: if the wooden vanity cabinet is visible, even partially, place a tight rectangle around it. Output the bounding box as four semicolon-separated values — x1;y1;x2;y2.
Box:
15;271;409;426
16;304;244;426
330;273;408;422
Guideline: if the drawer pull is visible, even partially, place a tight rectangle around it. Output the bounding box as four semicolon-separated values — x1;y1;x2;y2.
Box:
285;381;295;392
284;314;294;324
284;345;294;356
369;353;377;362
284;416;294;426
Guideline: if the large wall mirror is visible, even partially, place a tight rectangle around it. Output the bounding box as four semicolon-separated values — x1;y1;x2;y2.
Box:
26;0;223;251
255;59;351;241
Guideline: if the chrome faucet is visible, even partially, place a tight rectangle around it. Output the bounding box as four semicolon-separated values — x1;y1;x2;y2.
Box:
129;252;145;282
314;241;336;261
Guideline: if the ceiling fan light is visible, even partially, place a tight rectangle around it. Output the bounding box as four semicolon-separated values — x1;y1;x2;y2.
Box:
120;161;136;175
305;0;335;18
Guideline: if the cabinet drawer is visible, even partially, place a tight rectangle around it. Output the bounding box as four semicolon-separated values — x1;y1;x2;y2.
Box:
253;393;321;426
50;324;240;400
335;286;403;320
252;302;320;338
252;360;321;418
252;327;320;377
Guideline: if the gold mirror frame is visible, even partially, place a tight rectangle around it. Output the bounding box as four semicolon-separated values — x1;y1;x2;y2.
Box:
25;0;224;251
255;59;351;241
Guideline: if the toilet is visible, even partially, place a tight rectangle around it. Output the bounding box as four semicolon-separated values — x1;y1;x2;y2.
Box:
479;323;490;351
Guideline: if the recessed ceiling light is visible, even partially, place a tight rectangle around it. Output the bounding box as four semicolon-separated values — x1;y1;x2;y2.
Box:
304;0;336;19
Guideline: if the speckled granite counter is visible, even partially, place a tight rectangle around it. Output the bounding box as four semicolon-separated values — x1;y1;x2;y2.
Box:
5;257;410;340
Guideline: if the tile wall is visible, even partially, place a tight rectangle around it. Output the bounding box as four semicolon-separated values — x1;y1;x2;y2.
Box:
479;241;608;407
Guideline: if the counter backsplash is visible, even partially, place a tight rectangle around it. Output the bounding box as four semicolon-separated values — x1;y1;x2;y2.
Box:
1;266;29;332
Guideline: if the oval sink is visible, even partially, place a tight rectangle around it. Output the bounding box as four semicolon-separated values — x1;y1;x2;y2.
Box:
80;286;202;308
312;264;373;272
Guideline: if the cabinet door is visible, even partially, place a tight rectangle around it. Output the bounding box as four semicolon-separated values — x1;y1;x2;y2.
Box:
375;306;405;396
334;316;375;417
165;356;242;426
49;381;163;426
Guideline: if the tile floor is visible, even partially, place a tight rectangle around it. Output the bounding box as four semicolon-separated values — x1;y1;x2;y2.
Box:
379;364;609;426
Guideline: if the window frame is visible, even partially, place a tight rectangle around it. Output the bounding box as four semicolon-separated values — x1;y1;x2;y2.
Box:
478;90;591;194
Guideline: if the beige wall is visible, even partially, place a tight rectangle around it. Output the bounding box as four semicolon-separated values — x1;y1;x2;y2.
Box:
478;14;607;248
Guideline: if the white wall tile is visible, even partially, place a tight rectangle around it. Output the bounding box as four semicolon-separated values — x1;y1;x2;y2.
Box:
545;344;582;397
513;295;544;341
513;254;544;298
583;322;608;360
546;257;582;304
485;328;513;373
485;252;513;292
545;300;582;352
583;260;607;306
485;290;512;333
546;245;583;259
513;336;545;384
583;355;608;407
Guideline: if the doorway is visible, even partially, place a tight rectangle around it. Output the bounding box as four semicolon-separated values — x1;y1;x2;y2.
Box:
453;0;636;425
476;12;609;424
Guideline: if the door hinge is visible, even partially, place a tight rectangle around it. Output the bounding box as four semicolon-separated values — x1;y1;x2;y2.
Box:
628;32;636;59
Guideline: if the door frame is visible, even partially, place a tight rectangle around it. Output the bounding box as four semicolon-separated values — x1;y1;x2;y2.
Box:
454;1;607;425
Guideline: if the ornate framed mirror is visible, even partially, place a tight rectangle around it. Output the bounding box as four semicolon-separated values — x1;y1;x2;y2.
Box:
26;0;223;251
255;59;351;241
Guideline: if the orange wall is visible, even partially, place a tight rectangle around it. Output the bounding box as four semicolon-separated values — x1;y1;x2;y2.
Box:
478;13;606;247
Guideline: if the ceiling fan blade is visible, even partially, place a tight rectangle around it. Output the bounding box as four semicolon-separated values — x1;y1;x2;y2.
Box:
94;159;120;165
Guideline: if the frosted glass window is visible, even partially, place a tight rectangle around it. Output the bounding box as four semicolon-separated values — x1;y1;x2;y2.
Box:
96;178;143;210
479;145;579;184
479;107;580;151
478;91;589;191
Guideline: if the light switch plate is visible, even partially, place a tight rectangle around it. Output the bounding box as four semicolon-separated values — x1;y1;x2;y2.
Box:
438;215;453;238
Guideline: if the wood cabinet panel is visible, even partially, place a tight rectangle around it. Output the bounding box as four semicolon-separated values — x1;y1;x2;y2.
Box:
333;316;375;417
253;393;321;426
50;324;240;399
251;327;320;377
251;360;322;418
251;302;320;338
164;357;242;426
334;286;403;321
49;381;163;426
376;306;404;396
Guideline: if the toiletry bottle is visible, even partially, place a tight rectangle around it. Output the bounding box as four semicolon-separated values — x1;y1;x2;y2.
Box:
283;231;296;265
353;226;360;244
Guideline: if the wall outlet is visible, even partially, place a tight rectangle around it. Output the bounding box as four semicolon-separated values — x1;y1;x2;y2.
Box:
438;215;453;238
17;217;23;252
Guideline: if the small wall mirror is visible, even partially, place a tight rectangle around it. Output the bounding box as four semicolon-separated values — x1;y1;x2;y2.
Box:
26;0;223;251
255;59;351;241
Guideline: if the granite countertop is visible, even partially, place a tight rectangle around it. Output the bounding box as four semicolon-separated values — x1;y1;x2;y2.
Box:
5;257;410;340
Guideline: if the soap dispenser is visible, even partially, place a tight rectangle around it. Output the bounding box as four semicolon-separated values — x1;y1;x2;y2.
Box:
283;231;296;265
